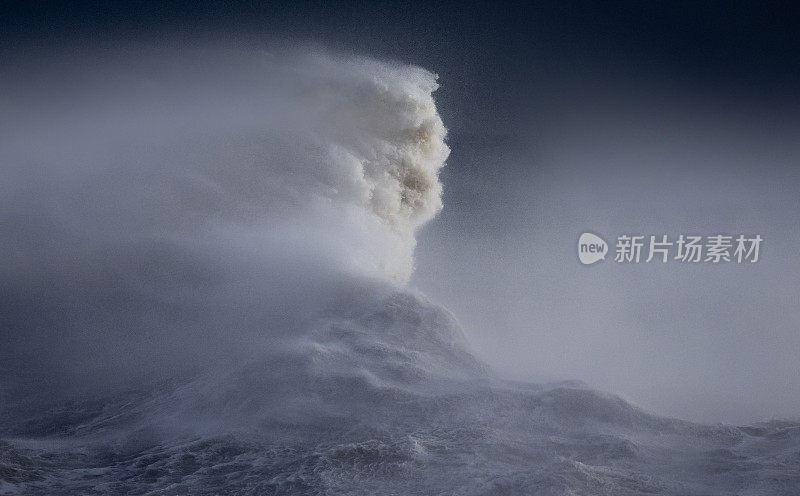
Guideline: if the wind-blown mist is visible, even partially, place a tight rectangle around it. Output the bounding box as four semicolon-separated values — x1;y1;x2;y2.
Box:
1;47;448;398
414;91;800;424
1;45;799;495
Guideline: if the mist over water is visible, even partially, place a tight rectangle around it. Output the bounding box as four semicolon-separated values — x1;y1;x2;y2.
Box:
1;42;799;495
1;45;448;396
413;90;800;424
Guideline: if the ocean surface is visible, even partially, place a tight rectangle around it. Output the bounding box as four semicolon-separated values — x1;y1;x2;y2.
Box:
2;292;799;495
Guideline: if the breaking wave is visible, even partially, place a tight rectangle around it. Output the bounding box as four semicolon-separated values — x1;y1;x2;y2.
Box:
1;45;799;495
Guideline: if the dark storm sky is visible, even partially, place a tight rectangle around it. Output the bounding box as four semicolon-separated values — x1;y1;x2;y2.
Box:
5;2;800;154
4;1;799;207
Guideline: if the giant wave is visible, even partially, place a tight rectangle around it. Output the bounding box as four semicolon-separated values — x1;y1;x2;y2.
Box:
1;44;799;495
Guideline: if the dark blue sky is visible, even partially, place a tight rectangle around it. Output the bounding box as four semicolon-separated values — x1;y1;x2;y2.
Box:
5;2;800;85
5;2;799;168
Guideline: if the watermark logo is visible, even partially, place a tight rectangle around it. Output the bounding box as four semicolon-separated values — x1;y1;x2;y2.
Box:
578;232;608;265
579;233;763;265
